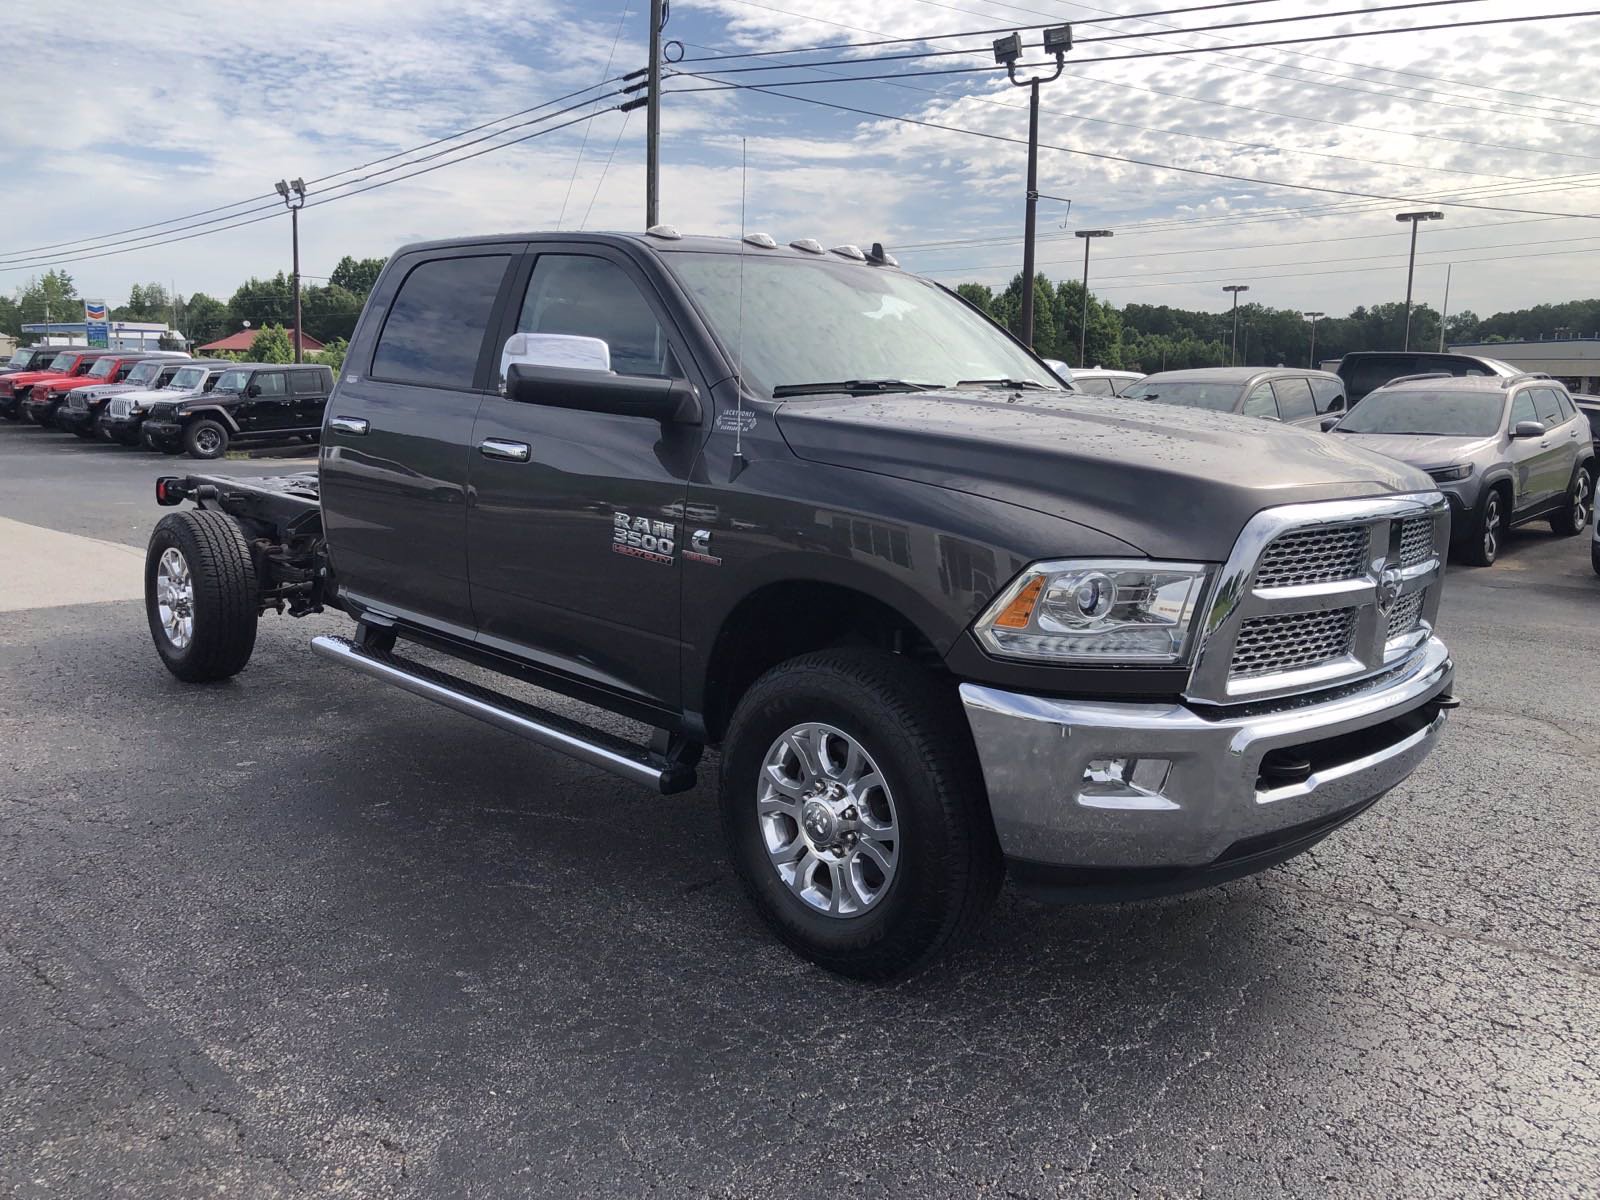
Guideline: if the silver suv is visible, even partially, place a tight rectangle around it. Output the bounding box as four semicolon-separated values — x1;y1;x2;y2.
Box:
1331;374;1594;566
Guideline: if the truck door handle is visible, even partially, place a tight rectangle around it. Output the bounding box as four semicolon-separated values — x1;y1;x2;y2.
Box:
480;438;531;462
329;416;369;435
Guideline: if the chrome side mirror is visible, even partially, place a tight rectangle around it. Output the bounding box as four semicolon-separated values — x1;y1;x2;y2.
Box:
499;332;611;395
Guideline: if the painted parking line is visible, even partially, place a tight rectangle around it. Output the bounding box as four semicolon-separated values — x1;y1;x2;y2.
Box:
0;516;145;612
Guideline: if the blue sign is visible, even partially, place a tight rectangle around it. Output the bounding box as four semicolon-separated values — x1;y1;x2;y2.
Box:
84;300;109;348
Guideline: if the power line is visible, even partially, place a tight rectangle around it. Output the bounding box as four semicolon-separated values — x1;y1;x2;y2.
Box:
669;75;1600;220
0;75;630;262
558;1;633;230
578;110;635;229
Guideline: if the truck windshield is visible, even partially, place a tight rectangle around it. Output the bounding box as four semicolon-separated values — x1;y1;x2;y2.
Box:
87;358;117;379
1121;380;1241;412
1337;389;1505;437
5;351;29;369
215;370;252;392
48;352;76;372
167;367;209;391
665;252;1058;398
125;362;164;387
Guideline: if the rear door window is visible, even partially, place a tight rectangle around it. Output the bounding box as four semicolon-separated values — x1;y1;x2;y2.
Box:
1553;391;1577;423
372;254;512;389
1270;376;1316;422
1309;377;1346;413
290;370;322;394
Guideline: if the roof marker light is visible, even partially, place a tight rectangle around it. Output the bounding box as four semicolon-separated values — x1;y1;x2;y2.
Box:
829;244;867;261
742;232;777;248
789;238;824;254
645;224;682;240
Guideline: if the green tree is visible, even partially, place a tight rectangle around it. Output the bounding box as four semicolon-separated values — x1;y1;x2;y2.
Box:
328;255;386;297
1052;278;1122;368
0;293;20;338
248;324;294;364
993;273;1061;358
300;283;365;343
954;282;995;317
182;292;232;346
14;270;80;333
229;273;294;331
312;338;349;374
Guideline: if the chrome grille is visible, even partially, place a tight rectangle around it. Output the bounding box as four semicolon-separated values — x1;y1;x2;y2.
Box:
1254;524;1368;587
1386;590;1425;641
68;392;89;410
1230;608;1357;678
108;398;131;418
1398;516;1434;567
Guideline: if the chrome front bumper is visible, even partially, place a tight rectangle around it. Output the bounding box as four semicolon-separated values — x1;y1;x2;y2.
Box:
961;636;1453;870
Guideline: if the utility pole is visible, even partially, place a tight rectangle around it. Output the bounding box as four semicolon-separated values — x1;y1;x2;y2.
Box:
1223;285;1248;365
1438;263;1453;352
1302;310;1324;369
1074;229;1113;368
1395;209;1443;351
994;25;1072;348
646;0;664;228
275;179;307;361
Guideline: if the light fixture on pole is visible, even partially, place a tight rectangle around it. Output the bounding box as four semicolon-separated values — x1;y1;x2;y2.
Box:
1074;230;1113;368
995;24;1072;349
275;178;308;362
1302;311;1325;369
1223;285;1249;365
1395;209;1443;351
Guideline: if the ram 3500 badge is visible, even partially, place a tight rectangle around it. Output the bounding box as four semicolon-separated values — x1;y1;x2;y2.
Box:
143;230;1455;980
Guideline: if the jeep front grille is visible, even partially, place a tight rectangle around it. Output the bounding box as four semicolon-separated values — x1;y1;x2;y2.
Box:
1187;494;1448;704
108;398;130;418
69;393;89;410
1253;524;1369;588
1231;607;1358;678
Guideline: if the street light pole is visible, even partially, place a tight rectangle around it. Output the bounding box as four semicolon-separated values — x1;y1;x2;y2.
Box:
994;25;1072;349
1395;209;1443;351
275;178;308;362
1223;284;1249;365
1438;263;1453;352
1302;310;1324;369
1075;229;1113;368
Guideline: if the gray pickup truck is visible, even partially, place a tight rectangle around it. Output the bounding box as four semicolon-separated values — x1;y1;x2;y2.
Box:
143;229;1456;979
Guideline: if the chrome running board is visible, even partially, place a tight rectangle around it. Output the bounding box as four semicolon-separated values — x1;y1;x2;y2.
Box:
309;634;697;795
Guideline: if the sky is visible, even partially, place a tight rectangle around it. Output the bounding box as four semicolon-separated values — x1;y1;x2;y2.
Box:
3;0;1599;327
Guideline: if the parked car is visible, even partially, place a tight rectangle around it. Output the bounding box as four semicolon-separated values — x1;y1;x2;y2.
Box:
0;348;112;422
1573;393;1600;456
1336;350;1521;406
140;362;333;458
1121;367;1344;427
23;350;180;428
141;229;1454;980
1061;366;1145;396
101;361;229;447
1330;374;1594;566
1;345;67;380
55;356;194;440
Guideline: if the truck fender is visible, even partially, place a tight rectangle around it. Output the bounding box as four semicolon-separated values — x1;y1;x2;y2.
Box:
181;405;240;434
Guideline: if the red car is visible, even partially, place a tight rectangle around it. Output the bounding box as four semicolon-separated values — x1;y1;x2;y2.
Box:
0;349;112;423
25;351;157;428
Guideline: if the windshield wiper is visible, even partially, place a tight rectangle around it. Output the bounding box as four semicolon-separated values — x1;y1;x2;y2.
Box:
955;377;1052;390
771;378;942;398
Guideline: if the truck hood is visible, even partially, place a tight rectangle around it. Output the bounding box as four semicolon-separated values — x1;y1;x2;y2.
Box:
4;370;69;389
1332;431;1496;469
775;389;1434;560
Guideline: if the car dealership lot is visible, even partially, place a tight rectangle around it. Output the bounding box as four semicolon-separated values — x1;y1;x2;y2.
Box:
1;423;1597;1198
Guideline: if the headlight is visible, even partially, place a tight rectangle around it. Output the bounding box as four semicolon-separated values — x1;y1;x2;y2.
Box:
1426;464;1471;483
974;559;1209;664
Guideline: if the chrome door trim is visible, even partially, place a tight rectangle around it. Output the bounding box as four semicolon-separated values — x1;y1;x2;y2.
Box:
328;415;369;435
479;437;532;462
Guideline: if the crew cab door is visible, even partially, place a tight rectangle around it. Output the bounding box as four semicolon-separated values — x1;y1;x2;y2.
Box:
240;370;295;431
320;243;522;635
464;246;707;709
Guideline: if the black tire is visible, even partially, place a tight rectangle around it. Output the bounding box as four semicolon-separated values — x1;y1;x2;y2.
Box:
1464;487;1504;567
145;511;259;682
1550;464;1593;536
183;419;229;459
719;648;1003;982
1;407;18;422
1592;539;1600;578
94;414;114;442
118;426;141;446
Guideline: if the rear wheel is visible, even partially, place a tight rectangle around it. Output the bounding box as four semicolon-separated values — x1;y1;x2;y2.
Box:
719;649;1002;981
184;419;229;459
1464;487;1504;567
1550;464;1592;536
145;510;259;682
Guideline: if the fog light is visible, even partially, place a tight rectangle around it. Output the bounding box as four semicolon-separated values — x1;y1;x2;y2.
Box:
1080;757;1176;810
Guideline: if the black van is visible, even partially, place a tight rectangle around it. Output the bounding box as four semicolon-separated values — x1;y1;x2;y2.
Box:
140;362;334;458
1337;350;1520;405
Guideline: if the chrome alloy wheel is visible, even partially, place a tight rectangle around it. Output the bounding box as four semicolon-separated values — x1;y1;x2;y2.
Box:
193;426;223;455
1572;471;1592;530
155;547;195;649
1483;493;1501;561
758;723;899;918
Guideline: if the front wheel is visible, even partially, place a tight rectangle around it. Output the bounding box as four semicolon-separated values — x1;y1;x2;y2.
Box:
1550;465;1592;536
1464;488;1504;567
719;649;1002;981
145;510;259;682
184;419;229;459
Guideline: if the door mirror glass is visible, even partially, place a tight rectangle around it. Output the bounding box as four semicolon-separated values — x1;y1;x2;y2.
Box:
499;332;611;395
1512;420;1546;438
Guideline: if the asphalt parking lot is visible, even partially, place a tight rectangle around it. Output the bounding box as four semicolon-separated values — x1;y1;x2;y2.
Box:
1;421;1597;1199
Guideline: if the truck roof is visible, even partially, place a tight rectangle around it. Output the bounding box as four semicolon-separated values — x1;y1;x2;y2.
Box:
387;230;903;266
